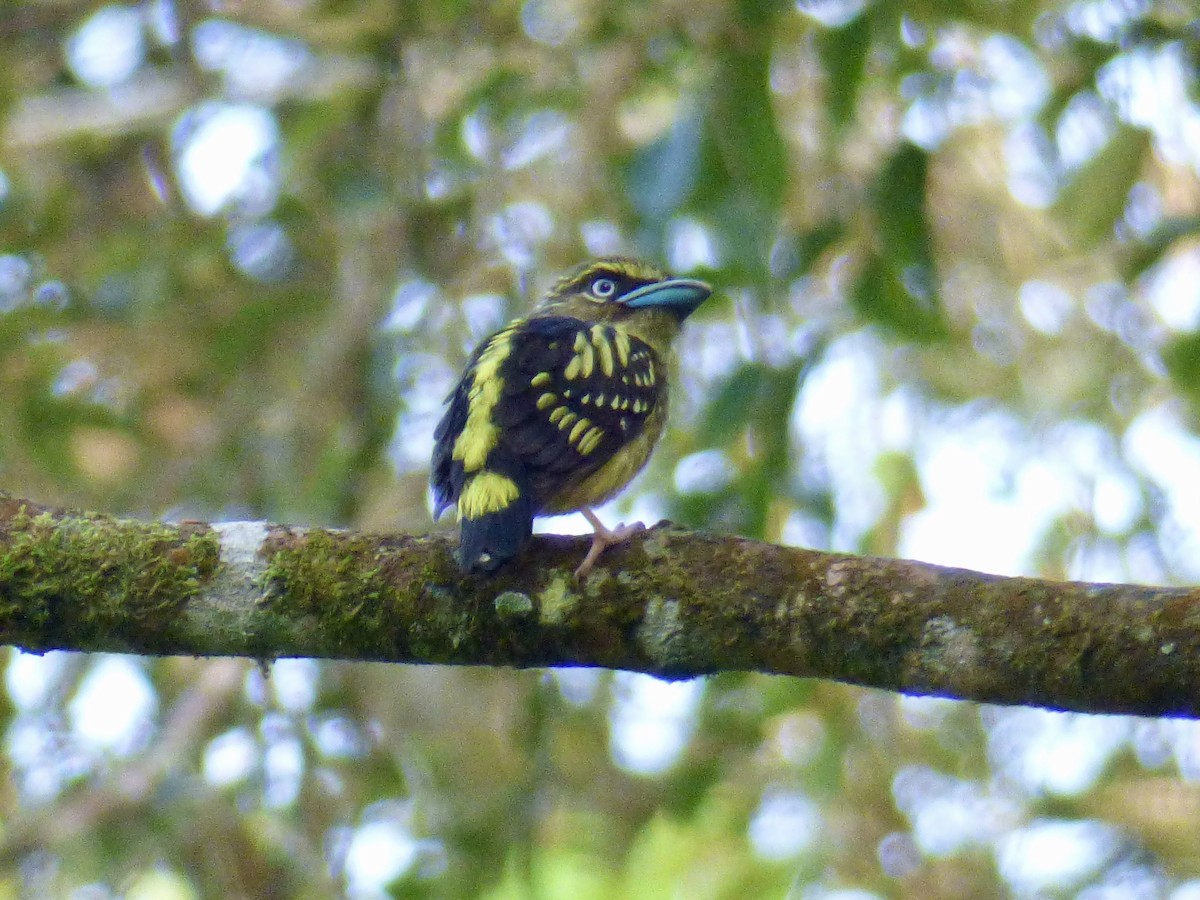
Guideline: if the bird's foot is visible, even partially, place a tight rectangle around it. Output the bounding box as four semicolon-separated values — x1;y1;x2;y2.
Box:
575;510;645;579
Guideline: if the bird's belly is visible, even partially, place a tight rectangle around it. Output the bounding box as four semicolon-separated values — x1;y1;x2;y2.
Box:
541;416;662;513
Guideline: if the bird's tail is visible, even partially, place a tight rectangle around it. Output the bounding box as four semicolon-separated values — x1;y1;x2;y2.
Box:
456;463;534;573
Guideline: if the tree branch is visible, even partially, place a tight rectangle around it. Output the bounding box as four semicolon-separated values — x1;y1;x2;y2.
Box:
1;492;1197;718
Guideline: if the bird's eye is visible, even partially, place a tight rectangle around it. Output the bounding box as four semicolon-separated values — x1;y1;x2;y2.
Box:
590;277;617;300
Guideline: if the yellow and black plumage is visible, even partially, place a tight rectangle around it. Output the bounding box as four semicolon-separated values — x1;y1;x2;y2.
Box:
432;257;711;576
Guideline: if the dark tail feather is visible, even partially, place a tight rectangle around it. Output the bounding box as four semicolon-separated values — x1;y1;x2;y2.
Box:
458;472;535;574
458;497;534;573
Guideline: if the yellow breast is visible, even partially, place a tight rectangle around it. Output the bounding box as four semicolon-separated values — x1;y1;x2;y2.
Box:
541;400;667;513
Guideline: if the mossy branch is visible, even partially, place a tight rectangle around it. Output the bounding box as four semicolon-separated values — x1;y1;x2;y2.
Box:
1;492;1197;718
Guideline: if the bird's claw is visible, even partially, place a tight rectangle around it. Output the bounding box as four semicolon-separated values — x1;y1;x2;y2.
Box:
574;518;645;579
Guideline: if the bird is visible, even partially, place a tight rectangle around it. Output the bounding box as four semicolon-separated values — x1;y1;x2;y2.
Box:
431;257;712;577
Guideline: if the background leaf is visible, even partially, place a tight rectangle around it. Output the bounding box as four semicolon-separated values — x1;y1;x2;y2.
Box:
1053;125;1150;247
817;10;872;130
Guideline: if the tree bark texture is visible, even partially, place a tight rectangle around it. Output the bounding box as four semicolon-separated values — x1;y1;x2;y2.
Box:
1;492;1197;718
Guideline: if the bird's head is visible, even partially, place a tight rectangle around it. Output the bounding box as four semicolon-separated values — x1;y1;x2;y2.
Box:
534;257;711;344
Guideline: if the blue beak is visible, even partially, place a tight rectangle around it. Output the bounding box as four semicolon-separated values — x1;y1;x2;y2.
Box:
620;278;712;318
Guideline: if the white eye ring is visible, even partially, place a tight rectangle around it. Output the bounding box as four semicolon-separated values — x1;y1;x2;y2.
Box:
590;277;617;299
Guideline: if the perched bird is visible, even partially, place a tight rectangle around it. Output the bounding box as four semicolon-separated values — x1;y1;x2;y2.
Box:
432;257;712;577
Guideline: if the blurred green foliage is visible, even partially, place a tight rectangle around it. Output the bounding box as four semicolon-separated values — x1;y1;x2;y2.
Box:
1;0;1200;897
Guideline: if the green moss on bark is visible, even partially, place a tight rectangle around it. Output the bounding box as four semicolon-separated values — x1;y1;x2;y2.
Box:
262;530;393;657
261;529;513;664
0;507;219;650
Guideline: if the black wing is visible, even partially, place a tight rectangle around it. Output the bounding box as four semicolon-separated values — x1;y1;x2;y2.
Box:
493;316;661;505
431;325;537;572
